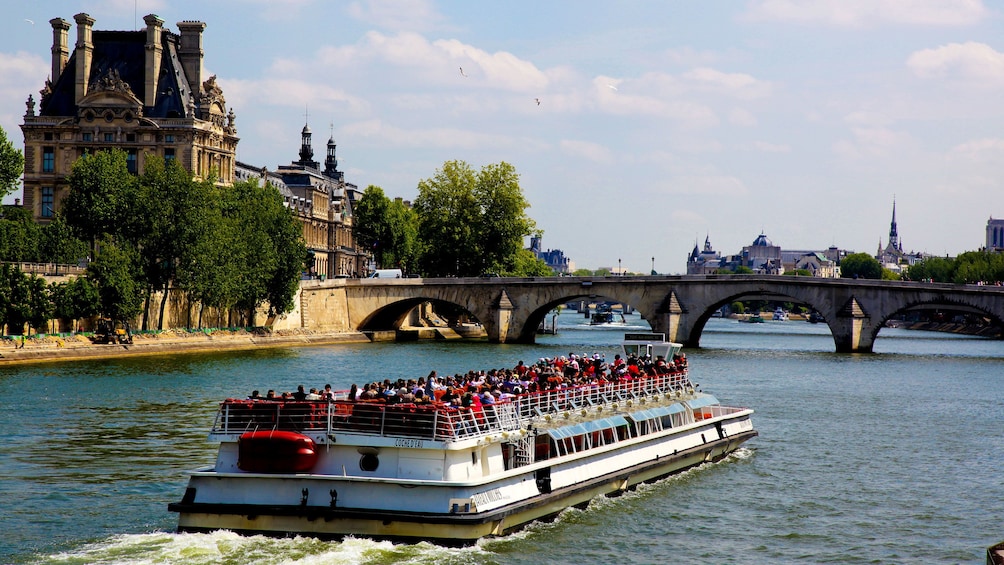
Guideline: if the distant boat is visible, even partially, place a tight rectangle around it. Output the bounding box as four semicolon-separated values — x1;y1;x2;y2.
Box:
590;310;626;325
741;313;764;323
807;311;825;324
772;308;788;321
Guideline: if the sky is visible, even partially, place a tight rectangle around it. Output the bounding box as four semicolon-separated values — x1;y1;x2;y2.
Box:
2;0;1003;274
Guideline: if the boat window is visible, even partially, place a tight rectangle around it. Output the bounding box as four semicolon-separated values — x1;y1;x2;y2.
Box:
359;454;379;472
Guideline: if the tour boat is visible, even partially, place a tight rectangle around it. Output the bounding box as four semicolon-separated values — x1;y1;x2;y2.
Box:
168;333;757;545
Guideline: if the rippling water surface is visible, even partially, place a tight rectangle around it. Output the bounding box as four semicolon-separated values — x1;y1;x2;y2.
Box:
1;313;1002;564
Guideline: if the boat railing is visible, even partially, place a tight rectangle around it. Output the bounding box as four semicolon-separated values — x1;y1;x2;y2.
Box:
212;398;524;442
211;372;694;442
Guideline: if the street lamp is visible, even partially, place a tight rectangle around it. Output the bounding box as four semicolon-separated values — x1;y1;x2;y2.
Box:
651;256;655;275
618;258;622;276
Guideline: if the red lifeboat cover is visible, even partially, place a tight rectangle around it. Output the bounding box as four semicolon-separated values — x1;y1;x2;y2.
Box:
237;430;318;473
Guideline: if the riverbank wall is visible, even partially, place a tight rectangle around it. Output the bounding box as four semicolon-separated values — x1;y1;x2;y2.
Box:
0;328;370;366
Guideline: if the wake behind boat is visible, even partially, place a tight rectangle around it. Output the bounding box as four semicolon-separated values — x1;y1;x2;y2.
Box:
168;333;757;545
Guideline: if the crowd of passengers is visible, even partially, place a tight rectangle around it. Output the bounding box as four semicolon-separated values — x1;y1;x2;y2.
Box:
244;352;688;410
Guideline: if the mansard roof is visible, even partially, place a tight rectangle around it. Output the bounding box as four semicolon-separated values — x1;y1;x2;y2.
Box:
40;30;190;119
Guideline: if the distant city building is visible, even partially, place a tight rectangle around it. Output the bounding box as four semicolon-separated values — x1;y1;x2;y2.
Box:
236;124;365;278
687;235;723;275
783;251;837;278
741;233;784;274
987;217;1004;251
876;200;926;273
529;236;573;274
21;13;238;222
687;233;844;277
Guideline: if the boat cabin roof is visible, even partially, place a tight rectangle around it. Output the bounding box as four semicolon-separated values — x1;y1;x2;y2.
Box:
621;333;682;361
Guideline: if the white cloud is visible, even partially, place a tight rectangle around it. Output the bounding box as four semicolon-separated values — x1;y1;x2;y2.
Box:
682;68;771;98
745;0;987;27
948;138;1004;161
341;118;547;152
654;174;749;196
559;139;612;163
753;141;791;153
347;0;446;32
833;127;914;159
907;42;1004;84
730;108;758;126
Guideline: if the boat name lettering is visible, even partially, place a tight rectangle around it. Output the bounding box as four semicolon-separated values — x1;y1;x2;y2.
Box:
471;488;506;506
395;438;424;448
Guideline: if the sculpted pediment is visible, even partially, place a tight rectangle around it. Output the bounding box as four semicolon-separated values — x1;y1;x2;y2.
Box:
79;69;143;111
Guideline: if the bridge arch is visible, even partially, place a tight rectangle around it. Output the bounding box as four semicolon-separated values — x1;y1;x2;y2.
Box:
333;276;1004;352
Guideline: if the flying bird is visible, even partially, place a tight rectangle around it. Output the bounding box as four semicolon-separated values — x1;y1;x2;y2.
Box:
25;18;34;25
459;66;467;77
534;98;541;106
606;84;618;91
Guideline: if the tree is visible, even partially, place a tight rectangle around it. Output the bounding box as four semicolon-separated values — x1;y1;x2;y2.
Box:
134;156;214;329
39;213;88;266
353;185;391;266
178;179;305;327
86;239;144;322
52;276;100;332
905;255;955;282
384;197;419;272
64;149;138;254
413;160;539;277
840;253;883;279
0;206;41;262
0;264;50;335
0;125;24;200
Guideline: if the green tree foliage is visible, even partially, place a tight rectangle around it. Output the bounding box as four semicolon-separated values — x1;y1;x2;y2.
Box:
86;239;144;322
134;156;215;329
0;264;51;335
51;276;100;331
64;149;138;252
178;179;305;327
385;196;419;273
0;206;41;262
904;255;955;282
840;252;884;279
353;185;390;263
0;125;24;200
39;214;88;266
414;160;539;277
353;185;419;272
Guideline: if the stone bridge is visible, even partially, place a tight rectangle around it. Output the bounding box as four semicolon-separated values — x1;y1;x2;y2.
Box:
300;275;1004;352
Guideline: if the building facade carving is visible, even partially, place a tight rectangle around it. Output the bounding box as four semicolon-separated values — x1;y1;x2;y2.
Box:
20;13;238;222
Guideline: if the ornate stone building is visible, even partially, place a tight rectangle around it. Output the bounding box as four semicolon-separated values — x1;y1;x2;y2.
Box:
236;125;366;278
20;13;238;222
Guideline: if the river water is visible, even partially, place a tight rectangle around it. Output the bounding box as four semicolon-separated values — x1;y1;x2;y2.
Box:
1;312;1001;564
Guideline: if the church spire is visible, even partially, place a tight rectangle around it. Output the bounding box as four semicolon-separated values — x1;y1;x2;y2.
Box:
888;198;900;251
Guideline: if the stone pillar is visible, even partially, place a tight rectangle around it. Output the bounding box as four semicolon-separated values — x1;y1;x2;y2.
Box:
831;296;875;353
49;18;71;83
73;13;95;105
143;14;164;108
491;289;515;343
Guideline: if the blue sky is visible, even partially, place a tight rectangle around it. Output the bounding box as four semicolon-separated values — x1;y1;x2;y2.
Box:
2;0;1003;273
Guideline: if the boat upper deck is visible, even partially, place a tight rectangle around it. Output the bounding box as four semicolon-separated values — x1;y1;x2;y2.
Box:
207;370;744;444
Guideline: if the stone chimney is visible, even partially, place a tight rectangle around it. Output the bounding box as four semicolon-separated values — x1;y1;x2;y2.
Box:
143;14;164;108
73;12;95;105
49;17;71;83
176;21;205;98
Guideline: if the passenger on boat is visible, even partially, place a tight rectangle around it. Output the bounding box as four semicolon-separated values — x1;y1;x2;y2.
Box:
248;390;262;401
292;385;307;401
322;384;334;400
266;389;277;400
347;384;358;401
